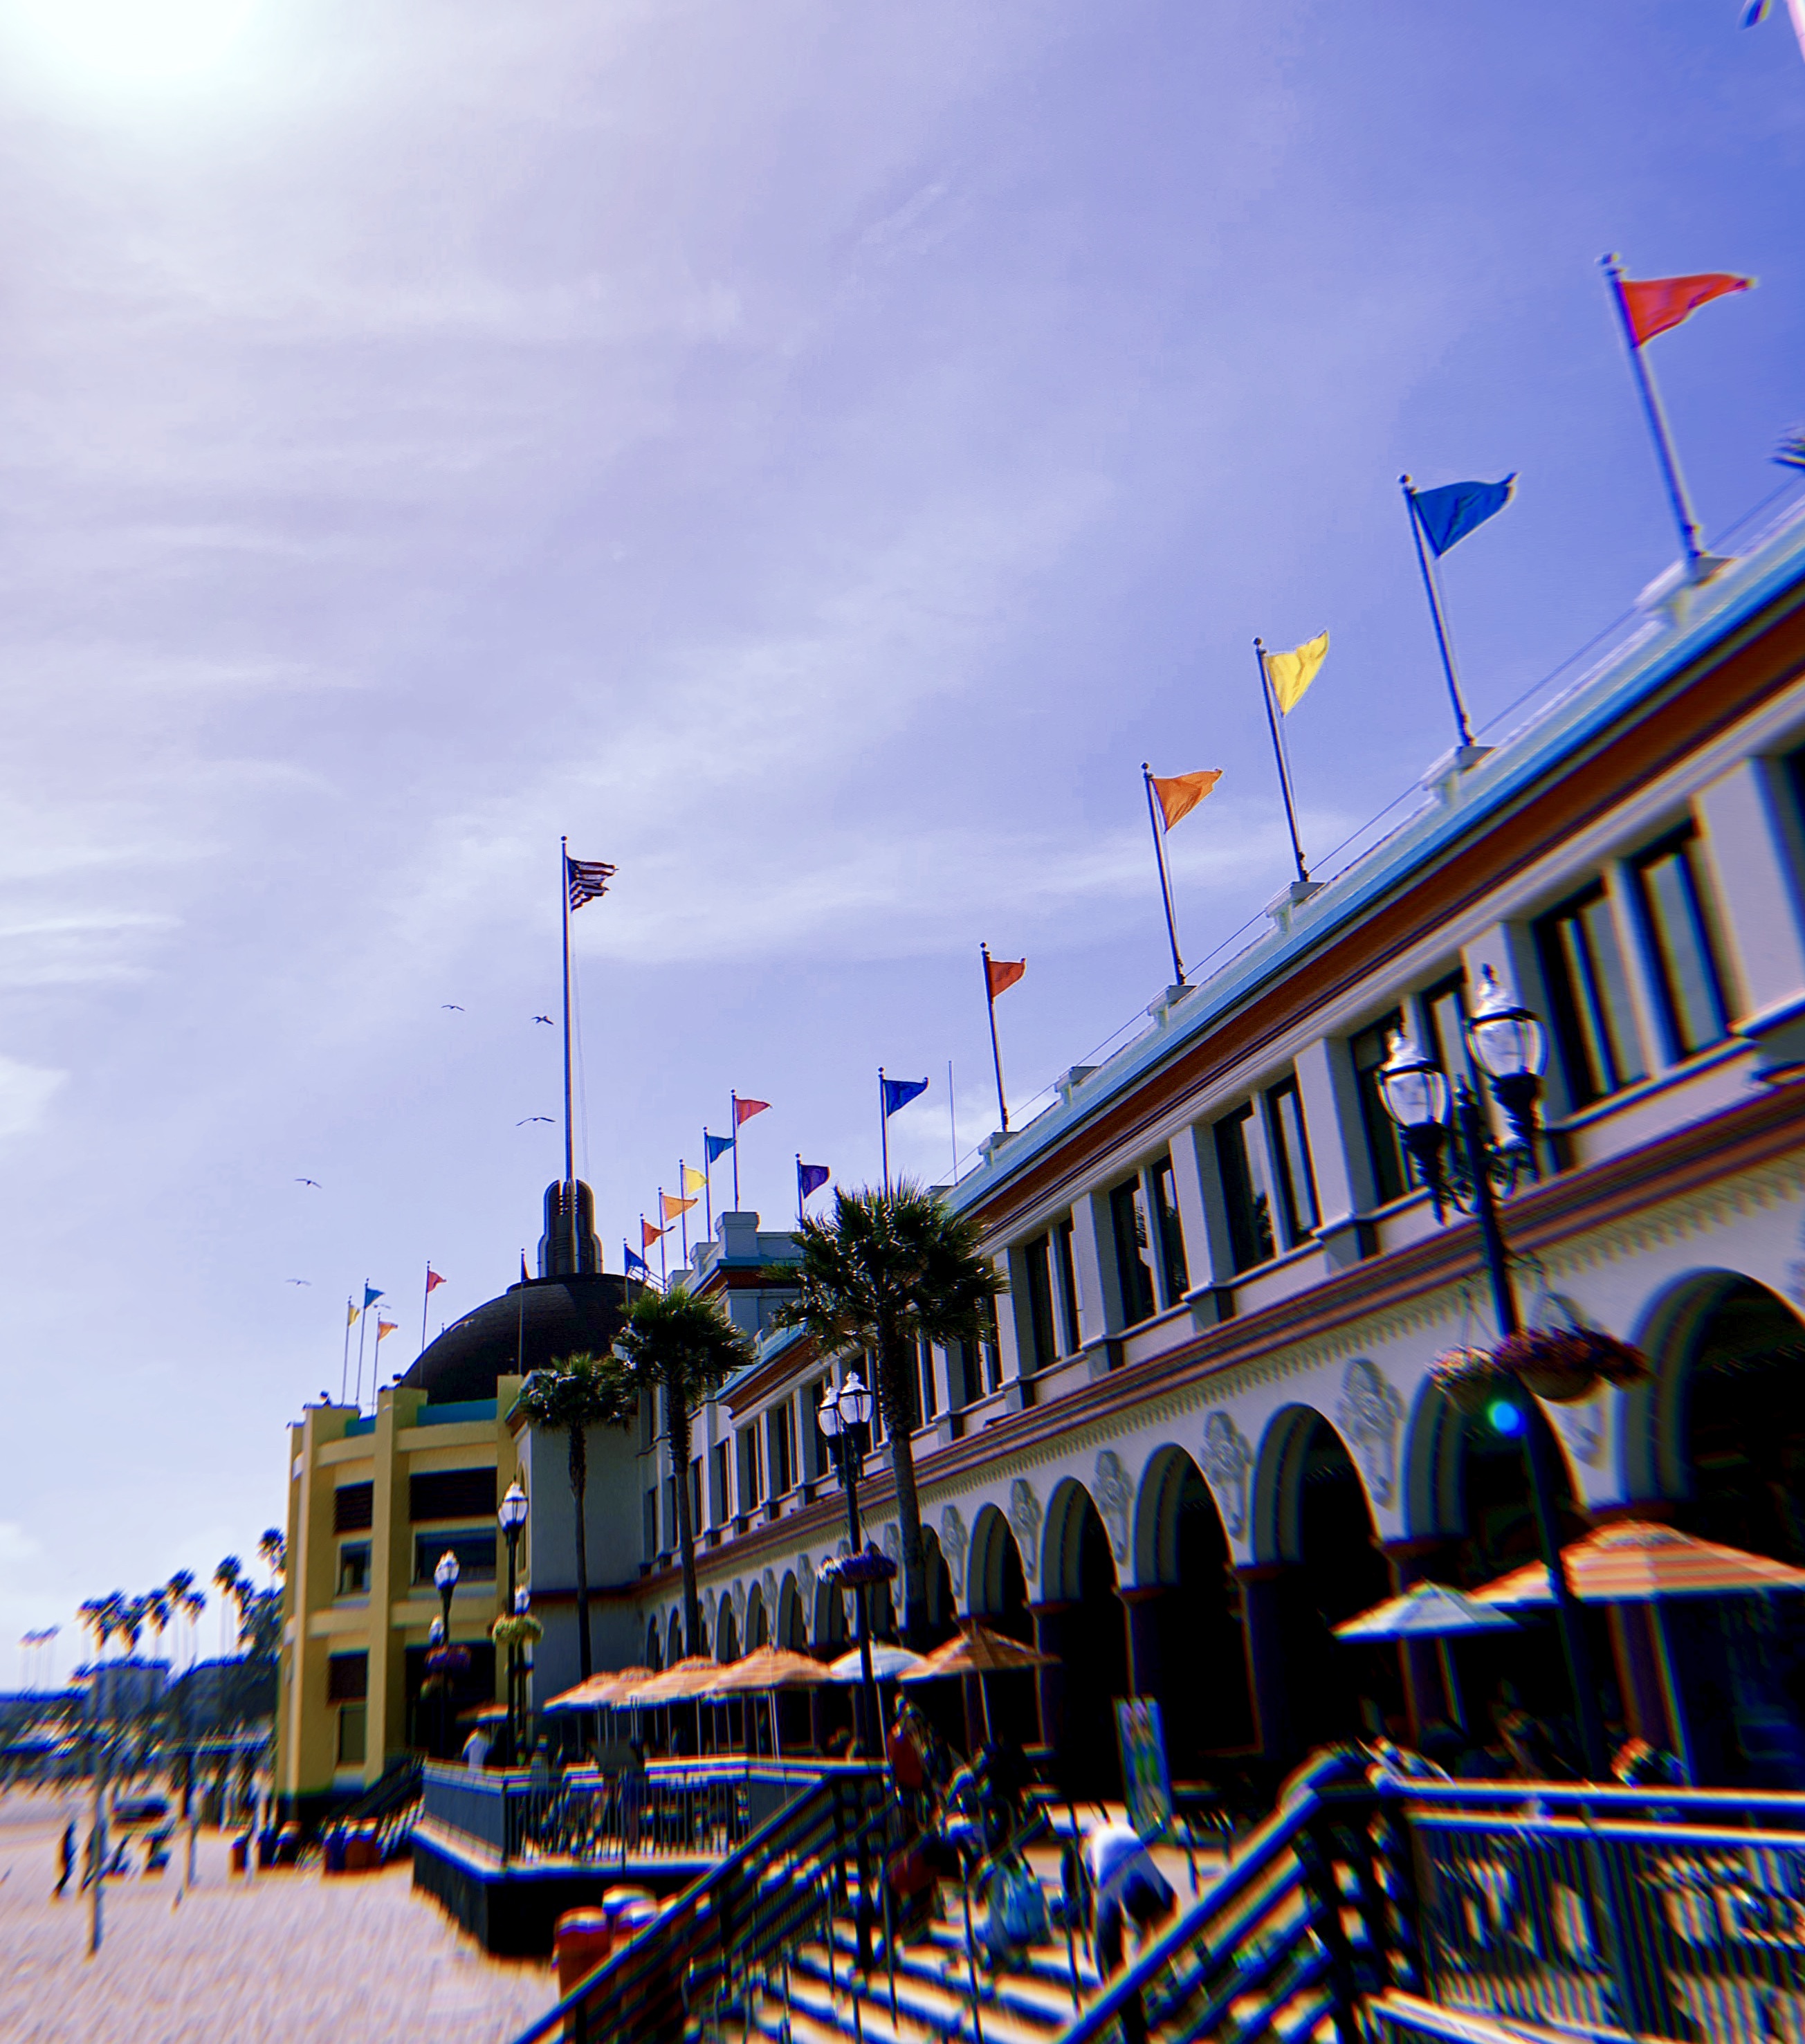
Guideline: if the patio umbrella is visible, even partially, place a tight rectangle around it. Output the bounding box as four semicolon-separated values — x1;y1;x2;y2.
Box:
900;1621;1056;1742
620;1657;723;1705
544;1668;652;1713
1335;1583;1521;1639
698;1647;836;1756
1335;1580;1518;1735
826;1643;928;1683
1470;1522;1805;1605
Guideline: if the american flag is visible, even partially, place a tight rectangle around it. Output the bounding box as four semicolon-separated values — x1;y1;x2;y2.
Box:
566;855;616;911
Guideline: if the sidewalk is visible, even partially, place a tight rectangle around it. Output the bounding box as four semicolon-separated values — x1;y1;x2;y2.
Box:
0;1789;551;2044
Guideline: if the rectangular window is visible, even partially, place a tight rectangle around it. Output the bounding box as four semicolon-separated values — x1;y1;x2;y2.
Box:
737;1425;764;1513
944;1340;975;1409
643;1488;658;1558
917;1340;938;1423
327;1650;369;1701
662;1476;677;1551
1053;1218;1080;1352
1421;971;1469;1082
409;1468;495;1524
414;1531;495;1585
1350;1012;1409;1205
803;1380;829;1475
1535;885;1646;1106
980;1304;1002;1395
767;1401;796;1496
690;1458;703;1533
1022;1233;1058;1370
336;1703;367;1767
1633;830;1730;1060
1265;1078;1319;1249
1109;1176;1157;1326
1150;1155;1189;1303
337;1542;372;1597
333;1484;374;1535
711;1441;731;1522
1213;1106;1276;1273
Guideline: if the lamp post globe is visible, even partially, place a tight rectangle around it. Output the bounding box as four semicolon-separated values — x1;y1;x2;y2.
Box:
1377;1028;1452;1209
434;1549;459;1636
1464;964;1548;1151
816;1382;843;1440
837;1369;872;1430
816;1368;880;1763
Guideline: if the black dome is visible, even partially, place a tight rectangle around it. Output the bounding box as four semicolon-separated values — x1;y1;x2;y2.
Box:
401;1274;634;1404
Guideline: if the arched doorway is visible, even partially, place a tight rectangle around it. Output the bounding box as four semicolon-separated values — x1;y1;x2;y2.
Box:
1254;1408;1395;1757
1631;1275;1805;1782
919;1531;958;1648
1042;1481;1133;1798
778;1573;807;1650
716;1603;740;1663
744;1585;768;1652
1133;1448;1255;1774
666;1612;682;1667
648;1617;664;1672
965;1506;1038;1755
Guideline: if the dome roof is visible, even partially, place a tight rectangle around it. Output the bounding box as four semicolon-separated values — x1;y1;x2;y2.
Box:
401;1273;634;1405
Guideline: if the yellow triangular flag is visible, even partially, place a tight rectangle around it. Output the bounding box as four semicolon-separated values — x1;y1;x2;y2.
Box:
1150;768;1222;832
1265;629;1329;715
681;1165;707;1195
347;1302;359;1329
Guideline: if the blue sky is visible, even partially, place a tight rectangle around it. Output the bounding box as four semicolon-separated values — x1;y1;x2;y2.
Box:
0;1;1799;1679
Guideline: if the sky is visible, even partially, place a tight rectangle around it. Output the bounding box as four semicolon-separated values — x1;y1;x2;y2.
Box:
0;0;1800;1684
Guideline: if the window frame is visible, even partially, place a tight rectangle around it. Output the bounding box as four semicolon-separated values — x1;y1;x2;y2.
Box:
1213;1104;1276;1275
1021;1232;1059;1371
1149;1154;1190;1304
1350;1010;1409;1207
1108;1174;1158;1327
1631;828;1731;1062
1534;882;1647;1108
1264;1076;1319;1249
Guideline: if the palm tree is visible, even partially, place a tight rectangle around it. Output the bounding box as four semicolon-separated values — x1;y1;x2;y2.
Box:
508;1356;637;1679
257;1529;286;1585
615;1285;758;1658
772;1181;1006;1644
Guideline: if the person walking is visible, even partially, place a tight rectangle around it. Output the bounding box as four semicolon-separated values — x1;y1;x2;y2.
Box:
1083;1816;1177;2044
53;1821;75;1899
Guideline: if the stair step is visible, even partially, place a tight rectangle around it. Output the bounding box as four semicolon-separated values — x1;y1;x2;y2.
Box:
780;1943;1063;2044
812;1919;1086;2034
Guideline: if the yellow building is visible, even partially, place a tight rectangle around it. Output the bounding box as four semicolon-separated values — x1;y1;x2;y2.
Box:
275;1180;634;1825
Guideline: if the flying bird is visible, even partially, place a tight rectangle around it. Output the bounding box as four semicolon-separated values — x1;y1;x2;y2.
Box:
517;1115;554;1126
532;1014;553;1025
286;1279;312;1286
441;1004;465;1012
295;1178;321;1188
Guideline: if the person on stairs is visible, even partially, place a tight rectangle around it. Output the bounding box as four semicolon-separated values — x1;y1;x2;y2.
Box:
1083;1816;1177;2044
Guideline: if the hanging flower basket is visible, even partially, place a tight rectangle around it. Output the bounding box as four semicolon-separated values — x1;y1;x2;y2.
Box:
1428;1345;1510;1416
1492;1326;1649;1403
491;1613;544;1651
424;1643;470;1675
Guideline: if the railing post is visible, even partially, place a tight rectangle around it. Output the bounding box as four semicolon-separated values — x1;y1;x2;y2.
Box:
1294;1809;1362;2044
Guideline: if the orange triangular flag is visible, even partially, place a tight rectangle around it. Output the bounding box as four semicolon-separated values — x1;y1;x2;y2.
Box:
1151;769;1222;832
1621;271;1752;347
985;956;1026;999
659;1193;697;1223
641;1219;666;1248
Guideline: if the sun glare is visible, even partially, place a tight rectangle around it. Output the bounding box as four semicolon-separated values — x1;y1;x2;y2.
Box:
13;0;257;86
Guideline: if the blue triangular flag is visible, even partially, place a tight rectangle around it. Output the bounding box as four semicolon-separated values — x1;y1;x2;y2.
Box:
881;1076;930;1118
1411;475;1516;558
704;1131;735;1164
624;1242;650;1275
363;1284;385;1308
798;1161;831;1199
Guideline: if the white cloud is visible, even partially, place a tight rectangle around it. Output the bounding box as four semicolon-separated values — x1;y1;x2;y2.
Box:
0;1055;64;1137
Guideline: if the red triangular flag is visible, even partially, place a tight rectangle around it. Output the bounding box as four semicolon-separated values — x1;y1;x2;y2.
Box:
985;957;1026;999
520;1250;529;1282
425;1266;446;1293
734;1097;770;1126
1621;271;1752;347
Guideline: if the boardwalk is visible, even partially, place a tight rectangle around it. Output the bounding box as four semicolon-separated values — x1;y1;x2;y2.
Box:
0;1791;552;2044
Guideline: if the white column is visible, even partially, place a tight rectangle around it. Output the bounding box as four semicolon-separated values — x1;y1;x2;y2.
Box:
1069;1188;1118;1365
1166;1119;1234;1304
1292;1037;1373;1269
1695;758;1805;1065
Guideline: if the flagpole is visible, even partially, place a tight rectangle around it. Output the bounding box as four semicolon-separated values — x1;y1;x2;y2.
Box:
1254;644;1310;886
560;837;578;1276
678;1164;689;1266
341;1298;354;1405
657;1194;668;1286
354;1280;370;1407
702;1129;713;1242
948;1059;958;1184
421;1262;430;1356
730;1093;740;1210
879;1068;890;1194
980;944;1011;1131
1141;765;1185;985
796;1153;804;1226
1602;253;1706;572
1400;476;1477;749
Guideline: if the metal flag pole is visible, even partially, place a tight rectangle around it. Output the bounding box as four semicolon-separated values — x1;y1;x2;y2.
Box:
980;945;1010;1131
879;1068;890;1193
340;1298;354;1405
677;1165;689;1265
656;1196;667;1287
702;1129;713;1241
1254;641;1310;886
560;837;578;1276
420;1263;430;1356
1601;253;1706;574
729;1094;740;1210
948;1060;958;1183
354;1281;370;1407
1141;765;1185;985
796;1153;804;1226
1400;475;1477;749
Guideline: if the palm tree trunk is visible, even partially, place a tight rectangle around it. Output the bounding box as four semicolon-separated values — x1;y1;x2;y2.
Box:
668;1376;702;1658
878;1326;928;1647
569;1421;592;1681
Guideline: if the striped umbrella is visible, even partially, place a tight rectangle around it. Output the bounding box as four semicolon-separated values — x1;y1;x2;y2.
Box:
1472;1521;1805;1605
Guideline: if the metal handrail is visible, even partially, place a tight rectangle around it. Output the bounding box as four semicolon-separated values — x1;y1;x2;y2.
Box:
505;1763;892;2044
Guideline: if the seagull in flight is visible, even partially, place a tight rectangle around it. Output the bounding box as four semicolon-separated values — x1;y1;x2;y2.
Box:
295;1178;321;1188
442;1004;465;1012
532;1014;553;1025
517;1116;554;1126
286;1279;312;1286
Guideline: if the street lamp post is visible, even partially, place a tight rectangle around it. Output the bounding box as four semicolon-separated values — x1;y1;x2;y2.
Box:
499;1482;529;1765
817;1372;883;1760
434;1551;460;1760
1378;969;1609;1779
